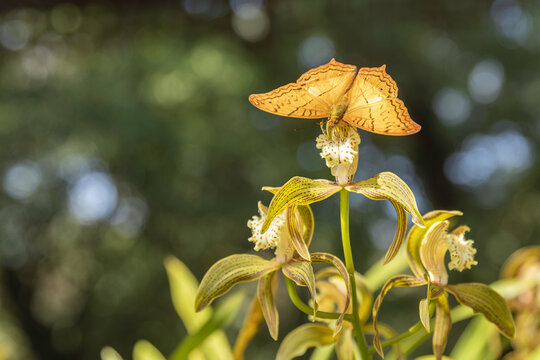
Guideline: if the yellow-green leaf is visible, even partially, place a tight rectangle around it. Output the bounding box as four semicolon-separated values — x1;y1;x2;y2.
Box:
262;177;340;233
233;296;264;360
433;293;451;360
372;275;427;357
164;256;232;360
445;282;515;338
133;340;166;360
165;256;210;330
195;254;280;311
172;292;244;360
406;210;462;280
287;206;311;261
282;260;317;316
311;252;351;335
345;172;425;264
276;324;335;360
258;271;279;340
101;347;123;360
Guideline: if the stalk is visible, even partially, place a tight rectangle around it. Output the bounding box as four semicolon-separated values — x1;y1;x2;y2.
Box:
340;189;370;359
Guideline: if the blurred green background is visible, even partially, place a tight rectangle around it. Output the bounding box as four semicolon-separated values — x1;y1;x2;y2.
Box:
0;0;538;359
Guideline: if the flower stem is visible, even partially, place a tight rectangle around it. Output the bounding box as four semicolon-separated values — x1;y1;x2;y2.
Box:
340;189;370;359
285;277;352;322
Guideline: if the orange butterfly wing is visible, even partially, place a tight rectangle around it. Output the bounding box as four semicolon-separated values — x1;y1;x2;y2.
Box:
342;65;421;135
249;59;357;119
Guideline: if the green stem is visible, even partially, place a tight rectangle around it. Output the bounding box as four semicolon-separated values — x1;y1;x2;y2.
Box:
340;189;370;360
374;321;424;352
285;277;352;322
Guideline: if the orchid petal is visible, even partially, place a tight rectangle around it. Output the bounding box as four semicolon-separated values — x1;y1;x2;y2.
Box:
345;172;424;264
276;324;335;360
446;282;515;339
433;293;451;360
406;210;463;280
282;260;317;316
258;271;279;340
372;275;427;357
262;177;340;233
195;254;280;311
287;206;311;261
311;252;351;335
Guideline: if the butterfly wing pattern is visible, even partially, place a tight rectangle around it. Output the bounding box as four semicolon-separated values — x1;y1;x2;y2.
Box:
248;59;356;119
249;59;421;136
342;66;420;135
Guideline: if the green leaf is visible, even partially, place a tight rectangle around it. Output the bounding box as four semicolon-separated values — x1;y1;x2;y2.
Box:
406;210;462;280
311;252;351;335
372;275;426;357
287;206;311;261
195;254;280;311
262;177;340;233
282;260;317;316
345;172;425;264
164;256;232;360
133;340;166;360
257;271;279;340
165;256;210;330
100;347;124;360
276;324;335;360
433;293;451;360
446;282;515;338
171;292;245;360
233;296;264;360
450;316;495;360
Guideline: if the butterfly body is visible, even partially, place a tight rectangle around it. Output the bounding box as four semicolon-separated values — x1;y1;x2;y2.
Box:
249;59;420;136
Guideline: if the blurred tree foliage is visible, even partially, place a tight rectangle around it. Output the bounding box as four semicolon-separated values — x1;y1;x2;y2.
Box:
0;0;538;359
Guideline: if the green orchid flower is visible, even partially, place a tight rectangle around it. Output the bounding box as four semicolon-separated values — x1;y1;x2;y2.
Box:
372;210;515;359
276;267;407;360
195;197;350;341
260;170;425;266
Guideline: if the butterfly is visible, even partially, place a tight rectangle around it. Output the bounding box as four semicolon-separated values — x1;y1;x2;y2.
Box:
249;58;420;136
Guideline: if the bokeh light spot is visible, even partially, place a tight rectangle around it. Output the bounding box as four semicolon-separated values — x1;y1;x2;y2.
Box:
68;172;118;224
232;4;269;42
433;88;471;126
298;35;335;68
468;59;504;104
0;20;30;51
3;161;43;200
444;128;533;187
490;0;532;45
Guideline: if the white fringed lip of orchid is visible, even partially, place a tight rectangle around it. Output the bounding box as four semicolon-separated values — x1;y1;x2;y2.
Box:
316;122;360;185
247;201;286;251
447;225;478;272
420;221;478;286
